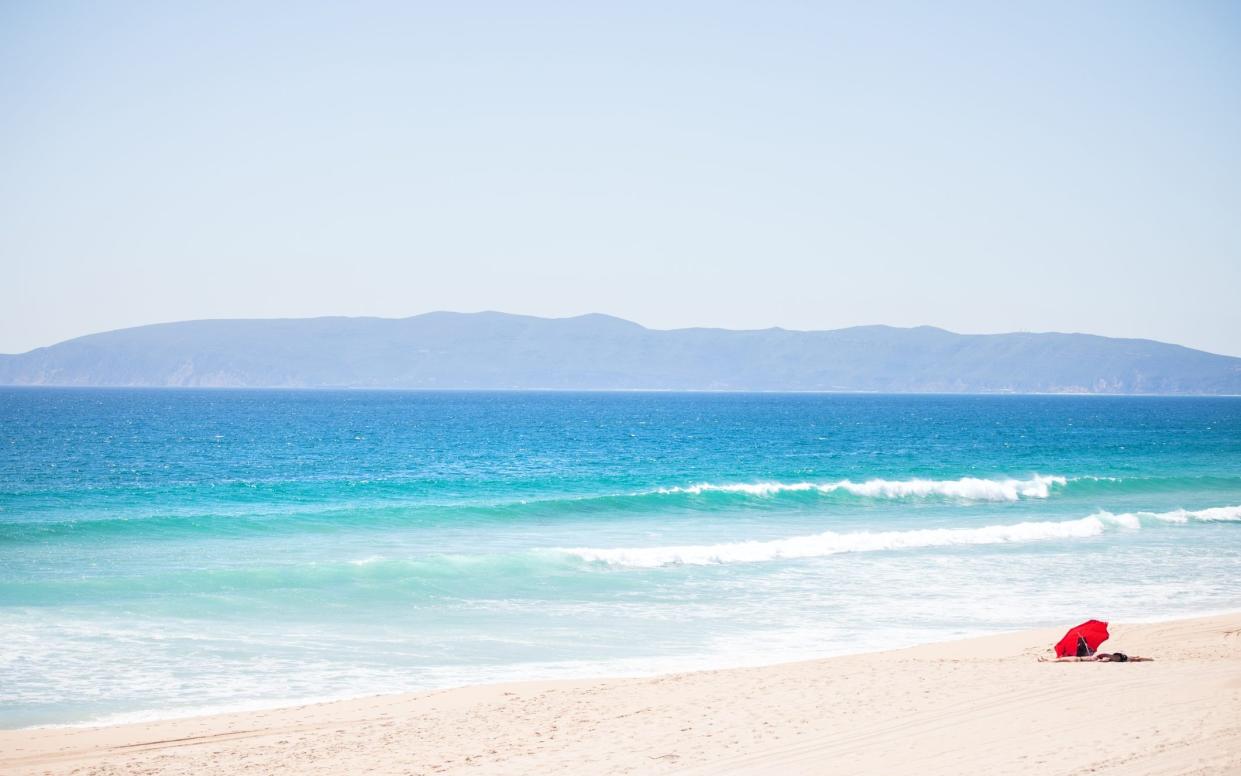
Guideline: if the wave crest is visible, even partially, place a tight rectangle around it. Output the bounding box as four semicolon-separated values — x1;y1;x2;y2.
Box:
557;505;1239;569
1143;505;1241;524
658;475;1067;502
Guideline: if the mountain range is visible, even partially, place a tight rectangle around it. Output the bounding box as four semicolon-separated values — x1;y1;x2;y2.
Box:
2;312;1239;394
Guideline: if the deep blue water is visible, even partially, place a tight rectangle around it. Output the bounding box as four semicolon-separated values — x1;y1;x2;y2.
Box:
1;389;1239;727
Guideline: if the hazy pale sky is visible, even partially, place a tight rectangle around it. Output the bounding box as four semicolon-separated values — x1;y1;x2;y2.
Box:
2;1;1239;356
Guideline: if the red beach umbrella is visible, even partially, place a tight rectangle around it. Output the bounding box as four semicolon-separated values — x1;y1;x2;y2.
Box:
1054;620;1110;658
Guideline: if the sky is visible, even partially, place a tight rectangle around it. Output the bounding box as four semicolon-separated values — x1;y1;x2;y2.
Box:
2;1;1240;356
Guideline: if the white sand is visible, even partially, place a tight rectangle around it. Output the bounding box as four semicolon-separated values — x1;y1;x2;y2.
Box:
2;612;1238;775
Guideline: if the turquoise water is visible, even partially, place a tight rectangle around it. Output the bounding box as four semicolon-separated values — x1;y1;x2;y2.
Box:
1;389;1239;728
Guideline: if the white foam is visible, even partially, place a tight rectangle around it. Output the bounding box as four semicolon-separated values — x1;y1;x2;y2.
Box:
1131;505;1241;524
659;481;818;497
658;475;1067;502
558;506;1237;569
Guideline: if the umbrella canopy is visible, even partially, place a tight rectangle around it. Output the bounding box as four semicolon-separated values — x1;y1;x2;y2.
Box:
1055;620;1110;658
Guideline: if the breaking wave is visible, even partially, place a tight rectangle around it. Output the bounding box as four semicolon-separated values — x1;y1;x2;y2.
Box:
557;505;1241;569
657;474;1067;501
11;474;1240;546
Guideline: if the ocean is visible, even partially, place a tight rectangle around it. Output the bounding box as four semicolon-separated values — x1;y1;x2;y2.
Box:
1;388;1238;728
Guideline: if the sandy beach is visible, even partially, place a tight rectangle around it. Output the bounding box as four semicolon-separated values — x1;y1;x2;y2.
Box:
2;612;1238;775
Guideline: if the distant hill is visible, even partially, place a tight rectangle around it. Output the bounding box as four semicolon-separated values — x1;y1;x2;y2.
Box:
1;312;1239;394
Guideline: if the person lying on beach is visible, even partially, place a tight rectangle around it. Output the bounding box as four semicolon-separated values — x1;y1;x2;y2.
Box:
1041;652;1152;663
